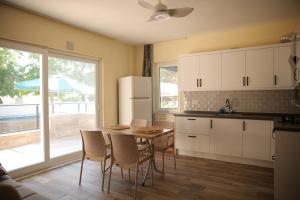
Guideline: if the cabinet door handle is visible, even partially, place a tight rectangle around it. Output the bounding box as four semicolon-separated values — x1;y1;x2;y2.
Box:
199;78;202;87
246;76;249;86
187;135;196;138
187;118;196;121
274;75;278;86
197;78;199;87
272;155;276;160
210;120;213;129
242;121;246;131
243;76;246;86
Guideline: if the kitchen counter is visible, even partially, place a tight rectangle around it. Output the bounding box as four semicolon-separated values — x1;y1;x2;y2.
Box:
273;122;300;132
174;111;300;132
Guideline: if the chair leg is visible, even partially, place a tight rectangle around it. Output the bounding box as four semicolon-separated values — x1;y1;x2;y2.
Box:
134;164;139;200
162;151;165;176
100;161;103;175
150;159;153;185
79;156;84;185
107;161;113;193
173;149;177;169
128;169;131;183
101;159;106;191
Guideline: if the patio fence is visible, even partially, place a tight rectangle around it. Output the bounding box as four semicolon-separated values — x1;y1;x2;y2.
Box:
0;102;95;134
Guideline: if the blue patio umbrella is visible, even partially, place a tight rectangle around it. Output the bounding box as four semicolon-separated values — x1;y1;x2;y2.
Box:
15;75;93;94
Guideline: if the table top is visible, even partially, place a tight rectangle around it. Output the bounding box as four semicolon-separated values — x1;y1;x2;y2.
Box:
100;127;173;139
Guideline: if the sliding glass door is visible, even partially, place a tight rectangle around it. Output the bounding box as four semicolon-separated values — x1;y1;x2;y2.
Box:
0;46;43;171
48;55;96;158
0;40;100;173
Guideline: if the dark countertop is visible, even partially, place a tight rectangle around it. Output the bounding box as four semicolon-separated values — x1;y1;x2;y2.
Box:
173;111;300;132
273;122;300;132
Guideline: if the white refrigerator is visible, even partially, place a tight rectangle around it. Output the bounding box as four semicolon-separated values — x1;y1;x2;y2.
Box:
119;76;152;126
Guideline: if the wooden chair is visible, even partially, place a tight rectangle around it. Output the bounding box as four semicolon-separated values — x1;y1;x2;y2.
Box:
79;130;111;191
152;121;176;175
131;119;148;144
107;133;153;200
131;119;148;128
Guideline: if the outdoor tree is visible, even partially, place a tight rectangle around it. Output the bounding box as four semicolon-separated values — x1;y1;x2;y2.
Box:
0;47;40;104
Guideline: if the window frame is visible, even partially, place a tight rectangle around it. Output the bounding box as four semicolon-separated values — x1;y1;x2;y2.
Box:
156;62;179;112
0;39;102;178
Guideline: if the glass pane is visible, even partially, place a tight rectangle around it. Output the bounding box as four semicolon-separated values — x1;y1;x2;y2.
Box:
159;66;178;109
0;47;43;171
48;56;96;158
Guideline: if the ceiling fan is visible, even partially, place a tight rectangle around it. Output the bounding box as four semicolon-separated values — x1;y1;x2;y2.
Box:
138;0;194;22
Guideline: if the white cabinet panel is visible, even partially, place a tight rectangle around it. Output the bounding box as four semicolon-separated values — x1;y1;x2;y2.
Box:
246;48;274;89
176;134;210;153
274;45;293;88
199;53;221;90
242;120;271;160
179;56;199;91
175;116;210;135
210;118;243;157
221;51;246;90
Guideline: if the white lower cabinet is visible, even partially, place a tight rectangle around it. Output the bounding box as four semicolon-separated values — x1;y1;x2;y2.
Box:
175;116;273;164
242;120;272;160
210;118;243;157
176;134;210;153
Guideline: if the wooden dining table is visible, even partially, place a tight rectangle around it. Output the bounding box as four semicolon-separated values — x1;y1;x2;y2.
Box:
99;127;174;185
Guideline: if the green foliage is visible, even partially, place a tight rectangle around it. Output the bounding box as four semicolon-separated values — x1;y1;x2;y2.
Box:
0;47;40;103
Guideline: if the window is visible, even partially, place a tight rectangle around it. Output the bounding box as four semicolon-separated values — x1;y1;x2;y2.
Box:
0;39;101;174
158;65;178;110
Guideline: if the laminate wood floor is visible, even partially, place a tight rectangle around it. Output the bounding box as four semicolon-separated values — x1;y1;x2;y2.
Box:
20;156;274;200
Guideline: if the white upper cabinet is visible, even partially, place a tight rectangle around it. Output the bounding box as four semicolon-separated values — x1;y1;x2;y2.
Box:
221;51;246;90
179;56;199;91
246;48;274;89
274;45;293;88
179;43;293;91
199;53;222;90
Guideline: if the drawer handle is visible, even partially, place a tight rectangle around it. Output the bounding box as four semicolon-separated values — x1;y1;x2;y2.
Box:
187;135;196;138
187;118;196;120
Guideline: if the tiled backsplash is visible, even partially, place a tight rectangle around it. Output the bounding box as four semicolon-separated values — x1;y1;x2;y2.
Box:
183;90;300;113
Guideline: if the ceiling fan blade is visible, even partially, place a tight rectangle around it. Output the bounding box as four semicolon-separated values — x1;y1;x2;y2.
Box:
168;7;194;17
138;0;155;10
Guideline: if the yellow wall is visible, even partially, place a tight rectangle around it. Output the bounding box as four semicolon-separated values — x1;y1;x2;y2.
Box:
134;19;300;75
0;3;135;126
133;18;300;121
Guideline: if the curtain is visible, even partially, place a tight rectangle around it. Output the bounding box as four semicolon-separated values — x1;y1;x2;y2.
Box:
142;44;153;77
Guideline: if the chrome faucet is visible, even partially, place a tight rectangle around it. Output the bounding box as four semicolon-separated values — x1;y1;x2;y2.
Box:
225;98;233;113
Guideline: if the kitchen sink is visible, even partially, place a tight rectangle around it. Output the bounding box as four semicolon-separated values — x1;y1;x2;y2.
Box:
216;113;244;117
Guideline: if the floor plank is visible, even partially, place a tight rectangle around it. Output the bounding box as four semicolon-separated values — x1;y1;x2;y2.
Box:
20;155;274;200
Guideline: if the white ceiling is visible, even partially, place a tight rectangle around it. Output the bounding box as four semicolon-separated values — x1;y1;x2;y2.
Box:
3;0;300;45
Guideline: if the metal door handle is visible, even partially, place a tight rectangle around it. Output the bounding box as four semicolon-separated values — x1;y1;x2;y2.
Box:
243;76;246;86
246;76;249;86
242;121;246;131
199;78;202;87
210;120;213;129
272;155;276;160
187;118;196;121
187;135;196;138
197;78;199;87
274;75;278;86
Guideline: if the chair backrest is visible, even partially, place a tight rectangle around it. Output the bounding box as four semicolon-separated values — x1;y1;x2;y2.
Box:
131;119;148;128
80;130;106;159
109;134;138;166
153;121;174;129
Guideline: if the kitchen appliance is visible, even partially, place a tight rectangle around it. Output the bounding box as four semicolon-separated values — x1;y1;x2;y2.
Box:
274;130;300;200
138;0;193;22
119;76;152;126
